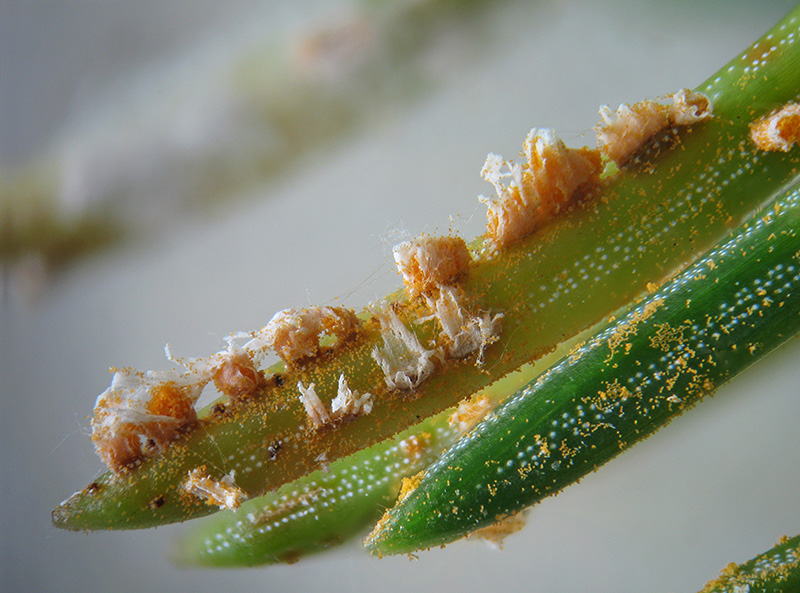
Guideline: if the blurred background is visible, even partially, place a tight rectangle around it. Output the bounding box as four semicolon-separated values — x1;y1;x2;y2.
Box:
2;0;800;591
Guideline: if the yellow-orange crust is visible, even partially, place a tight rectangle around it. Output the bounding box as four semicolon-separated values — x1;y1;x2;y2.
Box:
91;374;202;472
448;393;492;433
596;89;712;166
482;129;602;249
265;306;361;366
393;235;471;294
750;102;800;152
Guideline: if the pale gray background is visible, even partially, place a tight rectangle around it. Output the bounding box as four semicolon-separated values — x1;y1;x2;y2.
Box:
3;1;800;592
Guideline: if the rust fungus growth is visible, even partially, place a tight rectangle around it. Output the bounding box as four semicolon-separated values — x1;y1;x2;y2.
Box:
469;512;527;549
393;235;471;294
182;467;245;511
480;128;602;248
399;432;432;461
91;368;205;472
750;102;800;152
397;471;424;503
296;382;330;429
211;356;264;400
596;89;712;165
258;306;361;367
329;374;374;421
448;393;493;433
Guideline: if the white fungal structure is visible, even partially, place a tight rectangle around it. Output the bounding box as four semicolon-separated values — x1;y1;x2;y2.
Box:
669;88;713;125
330;374;374;420
297;374;374;430
429;286;502;364
750;102;800;152
91;367;208;472
241;306;361;367
371;305;439;391
392;235;471;294
480;128;602;248
182;468;245;511
297;382;331;429
596;89;712;165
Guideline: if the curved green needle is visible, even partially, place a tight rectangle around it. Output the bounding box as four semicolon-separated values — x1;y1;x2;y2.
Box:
699;533;800;593
366;181;800;554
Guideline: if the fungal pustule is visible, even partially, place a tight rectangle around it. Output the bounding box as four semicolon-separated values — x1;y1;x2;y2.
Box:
447;392;493;433
480;128;602;248
297;382;331;429
429;286;502;363
168;337;264;401
392;235;471;294
253;306;361;367
90;368;207;472
595;89;712;166
329;374;373;421
469;512;527;549
371;305;439;391
182;467;245;511
750;102;800;152
668;88;713;125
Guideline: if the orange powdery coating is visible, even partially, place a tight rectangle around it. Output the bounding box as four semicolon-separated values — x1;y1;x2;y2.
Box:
182;467;244;511
596;89;713;165
393;235;471;294
480;128;602;249
399;432;432;461
750;102;800;152
91;368;206;472
249;306;361;367
469;512;527;549
447;392;493;433
397;471;424;503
